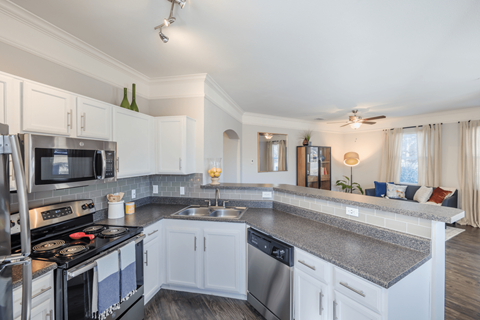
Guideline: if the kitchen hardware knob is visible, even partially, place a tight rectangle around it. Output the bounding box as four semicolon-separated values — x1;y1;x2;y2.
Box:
194;236;197;251
88;203;95;209
145;250;149;266
319;291;324;315
204;237;206;251
81;113;86;130
148;230;158;236
298;259;316;270
81;204;87;210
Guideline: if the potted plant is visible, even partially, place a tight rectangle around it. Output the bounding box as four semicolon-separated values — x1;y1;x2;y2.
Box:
335;176;364;194
300;129;313;146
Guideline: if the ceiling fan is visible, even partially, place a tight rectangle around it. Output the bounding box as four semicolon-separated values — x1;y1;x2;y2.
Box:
327;110;386;129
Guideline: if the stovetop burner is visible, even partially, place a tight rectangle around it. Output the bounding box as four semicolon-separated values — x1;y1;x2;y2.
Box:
33;240;66;252
83;225;106;234
58;245;89;257
100;227;128;238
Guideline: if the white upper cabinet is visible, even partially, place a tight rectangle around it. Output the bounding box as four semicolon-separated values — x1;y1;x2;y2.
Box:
76;97;112;140
113;107;155;178
22;81;75;136
156;116;195;175
0;73;14;124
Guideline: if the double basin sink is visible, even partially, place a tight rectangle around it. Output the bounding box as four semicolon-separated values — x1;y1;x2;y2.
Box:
172;205;248;219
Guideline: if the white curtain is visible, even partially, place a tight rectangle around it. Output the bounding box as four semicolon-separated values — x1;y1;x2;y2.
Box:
380;128;403;182
266;141;273;171
458;120;480;227
278;140;286;171
416;124;442;186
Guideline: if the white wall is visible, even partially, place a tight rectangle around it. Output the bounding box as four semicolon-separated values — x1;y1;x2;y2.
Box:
149;97;205;174
204;99;243;184
223;131;240;183
241;124;344;185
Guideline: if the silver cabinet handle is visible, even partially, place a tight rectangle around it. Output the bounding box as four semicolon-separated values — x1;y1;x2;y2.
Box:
319;291;323;315
117;157;119;172
144;250;149;266
20;286;51;303
298;260;316;271
333;301;337;320
148;230;159;236
204;237;206;252
179;158;182;170
81;112;86;130
67;110;72;128
194;236;197;251
340;281;366;297
46;309;53;319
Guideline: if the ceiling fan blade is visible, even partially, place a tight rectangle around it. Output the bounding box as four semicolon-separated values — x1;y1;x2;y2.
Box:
327;121;349;124
363;115;386;121
340;123;351;127
361;121;376;125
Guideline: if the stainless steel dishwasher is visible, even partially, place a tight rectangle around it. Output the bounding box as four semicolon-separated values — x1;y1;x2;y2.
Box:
247;228;294;320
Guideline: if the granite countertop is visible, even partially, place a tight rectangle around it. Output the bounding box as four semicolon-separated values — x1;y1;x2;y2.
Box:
12;260;57;289
201;183;465;223
99;203;430;288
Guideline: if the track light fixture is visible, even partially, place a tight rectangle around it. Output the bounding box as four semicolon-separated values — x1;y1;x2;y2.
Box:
154;0;186;43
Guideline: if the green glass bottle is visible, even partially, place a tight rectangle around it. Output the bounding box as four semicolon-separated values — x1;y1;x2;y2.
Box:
130;83;139;112
120;88;130;110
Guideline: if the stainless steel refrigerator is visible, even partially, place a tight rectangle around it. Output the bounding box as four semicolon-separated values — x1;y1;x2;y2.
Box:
0;123;32;320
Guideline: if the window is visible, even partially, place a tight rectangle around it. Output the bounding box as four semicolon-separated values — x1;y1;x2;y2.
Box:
400;132;418;184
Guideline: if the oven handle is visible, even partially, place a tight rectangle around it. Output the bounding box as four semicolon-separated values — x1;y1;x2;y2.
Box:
66;233;145;280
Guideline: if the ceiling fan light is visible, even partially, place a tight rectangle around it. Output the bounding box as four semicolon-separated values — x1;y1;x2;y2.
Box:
350;122;362;129
264;133;273;140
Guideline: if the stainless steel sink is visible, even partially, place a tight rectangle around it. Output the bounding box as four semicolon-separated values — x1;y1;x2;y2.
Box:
172;206;248;219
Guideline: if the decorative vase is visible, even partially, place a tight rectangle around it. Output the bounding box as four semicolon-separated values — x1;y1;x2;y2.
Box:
207;158;222;185
303;138;308;146
130;83;139;112
120;88;130;110
308;141;312;146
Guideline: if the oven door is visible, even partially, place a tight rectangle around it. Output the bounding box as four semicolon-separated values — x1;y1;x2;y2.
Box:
59;235;145;320
19;134;116;193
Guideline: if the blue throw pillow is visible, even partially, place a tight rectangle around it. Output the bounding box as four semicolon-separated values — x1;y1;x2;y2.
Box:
374;181;394;197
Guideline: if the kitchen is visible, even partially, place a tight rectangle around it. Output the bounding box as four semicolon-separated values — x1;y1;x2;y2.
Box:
0;0;476;320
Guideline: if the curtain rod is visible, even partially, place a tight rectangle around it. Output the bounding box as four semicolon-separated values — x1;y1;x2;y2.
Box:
389;123;443;130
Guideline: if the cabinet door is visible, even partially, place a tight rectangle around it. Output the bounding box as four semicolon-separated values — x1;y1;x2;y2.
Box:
15;298;53;320
0;73;13;124
144;237;160;303
295;269;329;320
156;117;184;174
77;97;112;140
334;292;381;320
165;226;201;288
23;82;74;136
203;228;243;293
113;107;154;178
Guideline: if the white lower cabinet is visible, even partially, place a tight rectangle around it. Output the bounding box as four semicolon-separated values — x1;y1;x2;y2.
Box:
13;270;54;320
333;291;381;320
294;269;329;320
143;221;162;304
163;219;246;298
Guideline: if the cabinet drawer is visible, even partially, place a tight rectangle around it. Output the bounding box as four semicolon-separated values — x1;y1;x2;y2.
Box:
13;271;54;318
333;267;382;314
295;248;329;284
144;221;161;243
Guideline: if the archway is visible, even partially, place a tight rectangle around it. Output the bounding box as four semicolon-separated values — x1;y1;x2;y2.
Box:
223;129;240;183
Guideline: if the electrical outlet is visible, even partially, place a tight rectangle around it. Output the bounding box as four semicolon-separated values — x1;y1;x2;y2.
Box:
251;159;254;165
153;185;158;194
180;187;185;195
132;189;136;199
346;207;359;217
262;191;273;199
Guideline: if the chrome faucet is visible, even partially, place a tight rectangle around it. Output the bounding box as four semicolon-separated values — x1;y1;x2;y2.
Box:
215;188;220;207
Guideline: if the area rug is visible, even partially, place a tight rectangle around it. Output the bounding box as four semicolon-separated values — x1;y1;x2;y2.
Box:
445;226;465;241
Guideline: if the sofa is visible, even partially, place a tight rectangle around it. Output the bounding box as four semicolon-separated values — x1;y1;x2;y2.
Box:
365;184;458;208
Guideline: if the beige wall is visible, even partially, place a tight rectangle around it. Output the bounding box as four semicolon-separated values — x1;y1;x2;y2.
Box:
0;41;150;114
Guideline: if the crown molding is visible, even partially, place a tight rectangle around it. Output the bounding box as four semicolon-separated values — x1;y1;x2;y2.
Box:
204;75;244;122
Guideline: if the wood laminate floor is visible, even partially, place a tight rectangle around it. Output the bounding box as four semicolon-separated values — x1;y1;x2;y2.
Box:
145;290;265;320
145;226;480;320
445;225;480;320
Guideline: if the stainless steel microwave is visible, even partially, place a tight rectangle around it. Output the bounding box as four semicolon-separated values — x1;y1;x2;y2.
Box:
17;134;117;193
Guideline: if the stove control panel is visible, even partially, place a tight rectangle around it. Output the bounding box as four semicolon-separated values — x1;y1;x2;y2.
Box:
41;206;73;220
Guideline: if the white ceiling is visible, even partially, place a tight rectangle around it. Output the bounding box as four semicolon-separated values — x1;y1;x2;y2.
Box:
10;0;480;122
